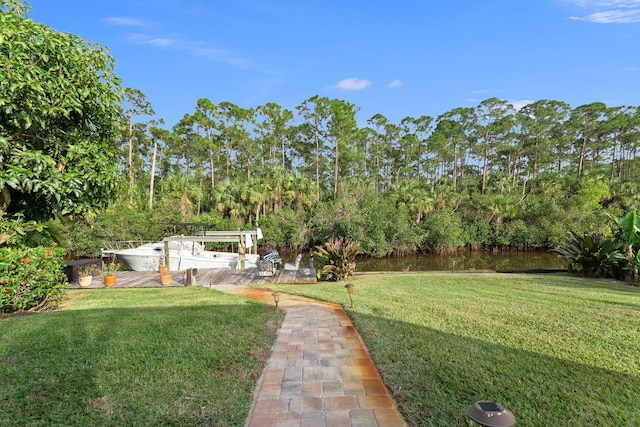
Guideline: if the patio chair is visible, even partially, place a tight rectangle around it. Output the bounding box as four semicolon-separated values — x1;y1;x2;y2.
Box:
284;254;302;270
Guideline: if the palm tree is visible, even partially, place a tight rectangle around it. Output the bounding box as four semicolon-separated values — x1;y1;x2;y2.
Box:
389;179;434;224
242;177;270;226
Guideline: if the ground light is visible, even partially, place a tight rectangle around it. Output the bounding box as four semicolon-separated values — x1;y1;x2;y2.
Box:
344;283;354;308
272;291;281;310
467;401;516;427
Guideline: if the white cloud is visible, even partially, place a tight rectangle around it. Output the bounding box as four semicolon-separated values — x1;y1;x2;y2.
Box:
103;17;146;26
570;9;640;22
148;38;177;47
336;78;372;90
565;0;640;23
192;47;249;67
125;33;180;46
387;79;403;88
122;32;249;67
565;0;640;6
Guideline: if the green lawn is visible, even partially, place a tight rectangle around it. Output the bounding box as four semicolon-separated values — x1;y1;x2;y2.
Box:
0;287;282;427
267;273;640;426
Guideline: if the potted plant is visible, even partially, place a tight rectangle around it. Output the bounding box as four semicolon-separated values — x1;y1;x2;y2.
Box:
102;262;119;287
160;271;172;286
155;253;167;274
77;263;99;287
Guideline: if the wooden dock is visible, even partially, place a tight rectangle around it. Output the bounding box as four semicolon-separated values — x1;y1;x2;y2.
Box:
68;267;317;289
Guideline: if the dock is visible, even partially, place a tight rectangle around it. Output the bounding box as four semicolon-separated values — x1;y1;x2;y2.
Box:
68;267;317;289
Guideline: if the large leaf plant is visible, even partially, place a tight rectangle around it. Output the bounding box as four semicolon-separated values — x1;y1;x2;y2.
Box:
313;237;360;281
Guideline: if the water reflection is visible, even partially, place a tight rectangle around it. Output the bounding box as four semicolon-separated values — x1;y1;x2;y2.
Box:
274;250;565;272
354;251;565;272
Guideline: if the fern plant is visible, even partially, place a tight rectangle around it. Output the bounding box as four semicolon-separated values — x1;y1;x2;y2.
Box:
313;238;361;281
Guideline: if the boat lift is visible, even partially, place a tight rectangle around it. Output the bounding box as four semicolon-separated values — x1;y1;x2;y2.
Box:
162;228;263;270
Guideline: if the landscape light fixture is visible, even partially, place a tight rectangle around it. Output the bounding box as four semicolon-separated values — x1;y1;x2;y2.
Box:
467;401;516;427
344;283;354;308
272;291;281;309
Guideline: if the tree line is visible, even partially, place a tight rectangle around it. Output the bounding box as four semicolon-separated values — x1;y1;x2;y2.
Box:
127;96;639;202
108;92;640;256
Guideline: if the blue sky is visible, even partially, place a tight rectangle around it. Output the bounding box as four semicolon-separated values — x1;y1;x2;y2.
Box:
28;0;640;126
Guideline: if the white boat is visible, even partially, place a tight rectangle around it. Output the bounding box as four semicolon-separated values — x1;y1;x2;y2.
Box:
104;231;262;271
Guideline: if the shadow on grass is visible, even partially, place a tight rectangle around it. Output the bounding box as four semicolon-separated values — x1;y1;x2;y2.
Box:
350;311;640;427
1;303;280;426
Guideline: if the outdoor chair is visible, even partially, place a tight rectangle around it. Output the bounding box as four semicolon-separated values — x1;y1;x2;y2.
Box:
284;254;302;270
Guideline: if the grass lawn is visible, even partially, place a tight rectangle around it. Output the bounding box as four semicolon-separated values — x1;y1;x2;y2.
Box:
0;287;283;427
267;273;640;426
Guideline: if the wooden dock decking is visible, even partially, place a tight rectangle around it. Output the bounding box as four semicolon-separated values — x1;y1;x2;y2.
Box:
69;267;317;289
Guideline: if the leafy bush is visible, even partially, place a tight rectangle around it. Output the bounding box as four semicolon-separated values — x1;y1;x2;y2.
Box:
258;209;310;249
553;232;627;279
463;218;493;248
615;211;640;283
313;238;360;281
0;244;68;313
420;210;465;253
499;219;532;247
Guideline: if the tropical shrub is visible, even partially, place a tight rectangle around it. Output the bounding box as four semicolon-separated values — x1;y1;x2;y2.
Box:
616;212;640;283
463;218;493;248
420;210;465;253
359;196;413;256
499;219;538;247
258;209;310;249
313;238;360;281
0;244;67;313
553;232;627;279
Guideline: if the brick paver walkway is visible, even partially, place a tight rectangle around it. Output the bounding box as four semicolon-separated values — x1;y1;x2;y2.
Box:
219;286;406;427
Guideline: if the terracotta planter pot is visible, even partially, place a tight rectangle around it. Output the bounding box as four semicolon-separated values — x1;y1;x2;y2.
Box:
103;275;117;287
158;265;167;274
160;274;172;286
78;275;93;288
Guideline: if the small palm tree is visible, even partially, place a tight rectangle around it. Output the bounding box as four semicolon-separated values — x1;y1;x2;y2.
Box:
313;237;360;281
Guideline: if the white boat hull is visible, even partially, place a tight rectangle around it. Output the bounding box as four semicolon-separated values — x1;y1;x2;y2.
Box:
110;241;259;271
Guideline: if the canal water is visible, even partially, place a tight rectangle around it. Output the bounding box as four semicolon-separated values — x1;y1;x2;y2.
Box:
354;250;565;272
276;249;565;272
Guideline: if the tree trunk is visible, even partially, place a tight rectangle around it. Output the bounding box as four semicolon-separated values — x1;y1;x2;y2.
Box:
207;128;215;192
0;185;10;214
128;115;134;204
334;138;339;196
315;129;320;203
209;148;215;192
148;139;157;211
481;147;488;194
452;143;457;191
281;134;285;168
578;134;587;177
